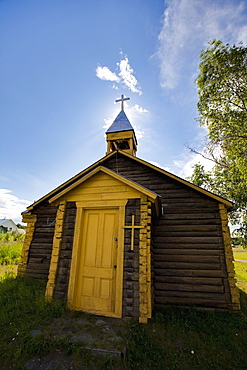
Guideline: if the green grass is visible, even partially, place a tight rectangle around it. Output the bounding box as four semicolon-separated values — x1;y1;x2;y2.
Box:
128;307;247;369
0;241;23;265
233;248;247;294
0;275;247;369
233;250;247;261
0;276;66;367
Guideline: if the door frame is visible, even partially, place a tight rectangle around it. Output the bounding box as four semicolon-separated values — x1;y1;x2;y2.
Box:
67;200;127;318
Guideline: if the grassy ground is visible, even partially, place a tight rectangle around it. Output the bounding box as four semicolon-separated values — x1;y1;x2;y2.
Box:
0;241;23;266
233;248;247;294
0;276;247;369
0;243;247;369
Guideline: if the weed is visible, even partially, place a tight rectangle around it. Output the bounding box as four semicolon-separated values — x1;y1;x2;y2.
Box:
0;276;66;366
0;241;23;265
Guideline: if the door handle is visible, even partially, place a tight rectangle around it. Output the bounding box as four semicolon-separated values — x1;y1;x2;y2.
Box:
114;265;117;269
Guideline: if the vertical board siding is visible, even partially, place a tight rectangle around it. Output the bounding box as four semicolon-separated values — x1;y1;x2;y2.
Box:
104;154;232;309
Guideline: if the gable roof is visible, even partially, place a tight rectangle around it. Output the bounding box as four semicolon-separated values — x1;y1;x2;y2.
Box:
0;219;16;226
26;150;232;212
106;110;134;133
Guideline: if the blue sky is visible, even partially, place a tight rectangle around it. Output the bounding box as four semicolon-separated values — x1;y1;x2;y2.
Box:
1;0;247;223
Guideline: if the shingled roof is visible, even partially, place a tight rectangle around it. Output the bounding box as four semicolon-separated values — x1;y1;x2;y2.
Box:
106;110;134;133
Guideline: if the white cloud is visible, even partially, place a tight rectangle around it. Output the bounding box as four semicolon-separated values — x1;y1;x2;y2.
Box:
96;53;142;94
156;0;247;89
148;161;171;172
132;104;148;114
118;57;142;95
95;66;120;82
173;150;215;180
0;189;31;224
103;117;112;130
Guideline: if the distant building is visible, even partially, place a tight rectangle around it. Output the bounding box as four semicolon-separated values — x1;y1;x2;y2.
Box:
0;219;19;233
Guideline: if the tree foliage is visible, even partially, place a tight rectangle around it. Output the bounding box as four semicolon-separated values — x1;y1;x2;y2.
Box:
190;40;247;245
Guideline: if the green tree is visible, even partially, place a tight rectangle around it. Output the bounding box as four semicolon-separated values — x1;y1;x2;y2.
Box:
188;163;212;189
190;40;247;245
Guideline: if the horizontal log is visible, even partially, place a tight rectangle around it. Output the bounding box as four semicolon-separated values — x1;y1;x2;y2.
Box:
63;218;75;230
31;242;53;247
157;219;221;225
161;198;215;205
154;298;228;308
60;243;73;251
155;289;225;300
153;243;223;250
160;213;217;219
153;248;220;256
154;283;224;293
26;271;48;280
36;209;57;216
153;231;222;238
162;202;218;209
153;254;219;263
154;276;223;285
154;225;219;232
153;236;222;243
26;266;49;274
32;237;54;244
153;268;226;278
153;261;221;270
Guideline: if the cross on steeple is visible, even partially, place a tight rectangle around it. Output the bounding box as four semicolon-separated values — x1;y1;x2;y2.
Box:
115;94;130;111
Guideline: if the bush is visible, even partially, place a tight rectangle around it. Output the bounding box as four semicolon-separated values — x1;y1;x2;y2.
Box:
0;231;25;242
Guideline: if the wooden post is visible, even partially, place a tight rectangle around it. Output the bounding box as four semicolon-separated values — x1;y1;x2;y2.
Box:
18;213;37;276
139;195;152;323
45;201;66;300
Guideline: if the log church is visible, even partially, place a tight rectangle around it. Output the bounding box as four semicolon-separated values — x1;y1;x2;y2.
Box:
18;96;239;323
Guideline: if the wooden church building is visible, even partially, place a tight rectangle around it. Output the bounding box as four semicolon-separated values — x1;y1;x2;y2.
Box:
18;96;239;323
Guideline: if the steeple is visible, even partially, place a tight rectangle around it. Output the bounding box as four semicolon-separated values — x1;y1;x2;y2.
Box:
106;95;138;156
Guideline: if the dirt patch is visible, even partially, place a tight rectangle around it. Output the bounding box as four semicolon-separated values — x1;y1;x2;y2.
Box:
25;312;128;369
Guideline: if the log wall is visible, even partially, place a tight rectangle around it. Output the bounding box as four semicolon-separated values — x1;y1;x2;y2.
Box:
123;199;140;318
104;153;233;309
26;202;57;279
53;201;76;299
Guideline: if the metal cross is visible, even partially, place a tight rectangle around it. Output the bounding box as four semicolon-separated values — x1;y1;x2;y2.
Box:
115;94;130;111
123;214;142;251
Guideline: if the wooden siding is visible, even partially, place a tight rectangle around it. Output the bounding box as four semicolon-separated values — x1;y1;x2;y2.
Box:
103;153;234;310
25;203;57;279
123;199;140;318
53;202;77;299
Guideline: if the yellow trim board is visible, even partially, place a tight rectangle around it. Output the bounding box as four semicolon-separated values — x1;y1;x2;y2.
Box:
49;166;161;208
26;150;232;211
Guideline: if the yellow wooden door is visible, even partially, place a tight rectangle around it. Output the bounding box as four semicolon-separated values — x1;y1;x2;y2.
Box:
74;208;119;316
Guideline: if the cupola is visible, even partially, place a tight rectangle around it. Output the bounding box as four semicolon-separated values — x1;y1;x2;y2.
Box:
106;95;138;156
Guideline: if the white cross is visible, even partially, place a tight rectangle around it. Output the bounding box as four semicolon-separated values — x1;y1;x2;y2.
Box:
115;94;130;111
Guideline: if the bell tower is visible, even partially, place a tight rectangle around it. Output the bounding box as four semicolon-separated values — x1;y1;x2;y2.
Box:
106;95;138;156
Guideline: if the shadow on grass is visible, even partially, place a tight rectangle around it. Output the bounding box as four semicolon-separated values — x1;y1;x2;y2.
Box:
240;288;247;313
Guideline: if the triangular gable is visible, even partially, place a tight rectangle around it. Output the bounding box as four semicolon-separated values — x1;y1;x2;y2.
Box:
49;166;161;215
26;150;232;212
